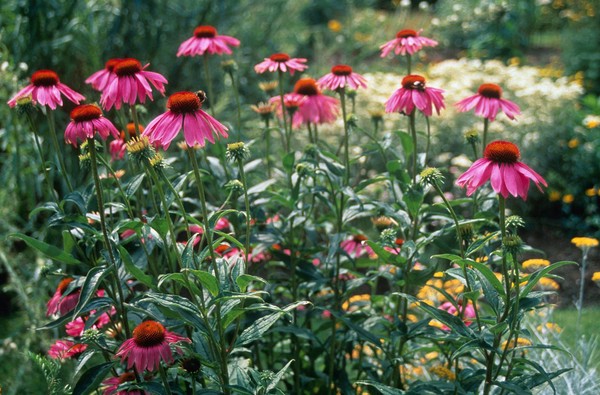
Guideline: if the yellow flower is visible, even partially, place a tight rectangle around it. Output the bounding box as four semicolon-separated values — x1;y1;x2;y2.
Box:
429;365;456;381
327;19;342;33
537;322;562;334
342;294;370;312
502;337;532;350
592;272;600;282
586;188;597;197
583;115;600;129
522;258;550;272
568;138;579;149
548;190;562;202
571;237;599;248
562;194;574;204
537;277;560;291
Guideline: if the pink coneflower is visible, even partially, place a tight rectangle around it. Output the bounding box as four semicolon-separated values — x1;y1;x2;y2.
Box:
318;65;368;91
268;93;306;118
8;69;85;110
100;58;168;111
65;104;120;147
116;320;190;372
385;75;445;117
48;339;87;360
101;372;144;395
47;277;80;317
291;78;339;128
85;58;122;92
110;132;127;161
456;140;547;200
177;25;240;57
379;29;438;58
455;83;521;122
437;301;476;331
65;308;114;337
340;234;373;258
254;53;308;75
142;91;228;149
185;218;232;247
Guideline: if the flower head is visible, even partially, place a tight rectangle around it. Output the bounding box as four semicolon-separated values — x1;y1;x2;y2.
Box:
116;320;190;372
142;91;228;149
571;237;599;249
48;339;87;360
101;371;143;395
254;53;308;75
65;104;120;147
290;78;339;128
100;58;168;110
177;25;240;57
85;58;122;92
8;69;85;110
455;83;521;121
340;234;373;258
379;29;438;58
317;64;367;91
46;277;80;316
456;140;547;200
385;75;445;117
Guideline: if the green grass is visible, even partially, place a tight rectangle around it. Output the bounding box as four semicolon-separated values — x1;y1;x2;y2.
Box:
553;306;600;368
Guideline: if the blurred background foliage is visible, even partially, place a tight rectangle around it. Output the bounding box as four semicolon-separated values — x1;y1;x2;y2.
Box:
1;0;600;393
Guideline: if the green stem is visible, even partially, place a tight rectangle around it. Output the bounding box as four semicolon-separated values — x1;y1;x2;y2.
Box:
482;118;489;155
424;116;431;165
27;112;57;200
47;110;73;192
96;155;135;219
146;163;181;272
187;150;217;276
204;54;216;116
228;71;242;139
406;54;412;74
265;118;272;178
577;249;589;336
409;111;417;184
87;138;130;337
277;70;290;153
236;157;251;265
159;364;173;395
339;88;350;186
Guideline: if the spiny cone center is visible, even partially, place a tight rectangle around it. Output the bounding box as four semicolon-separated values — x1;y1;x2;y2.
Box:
133;321;166;347
402;74;426;90
269;53;290;62
484;140;520;164
71;105;103;122
353;234;368;243
167;91;201;113
478;83;502;99
31;70;59;87
57;277;74;294
114;58;143;77
194;25;217;38
396;29;417;38
125;122;144;136
294;78;319;96
332;64;352;76
105;58;123;72
118;372;136;384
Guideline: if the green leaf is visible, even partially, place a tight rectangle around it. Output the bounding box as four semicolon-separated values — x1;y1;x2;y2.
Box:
72;362;114;395
236;274;267;292
10;232;82;265
265;359;294;392
138;293;207;332
521;261;577;297
125;173;145;198
236;309;288;347
395;129;414;157
282;152;295;173
119;246;157;290
247;179;277;195
187;269;219;297
355;380;405;394
72;265;113;318
403;185;423;218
